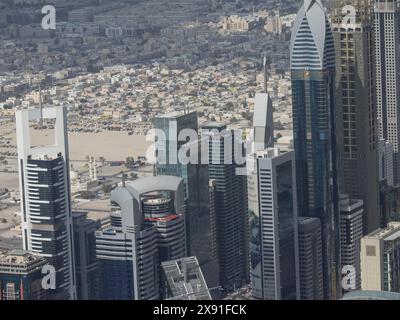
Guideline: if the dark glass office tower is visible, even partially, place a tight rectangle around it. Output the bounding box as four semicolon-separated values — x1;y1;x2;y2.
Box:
332;0;380;234
73;211;101;300
201;123;249;292
297;217;324;299
154;112;219;288
290;0;340;299
154;111;198;181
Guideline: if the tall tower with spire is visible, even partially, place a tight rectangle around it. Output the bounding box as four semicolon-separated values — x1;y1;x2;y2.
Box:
290;0;340;299
252;56;274;152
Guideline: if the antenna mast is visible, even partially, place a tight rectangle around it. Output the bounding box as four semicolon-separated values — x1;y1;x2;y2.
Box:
39;84;43;130
263;56;268;93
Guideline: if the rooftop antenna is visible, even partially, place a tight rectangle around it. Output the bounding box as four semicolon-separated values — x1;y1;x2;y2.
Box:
27;61;33;87
263;55;268;93
89;157;93;180
39;84;43;130
121;172;126;188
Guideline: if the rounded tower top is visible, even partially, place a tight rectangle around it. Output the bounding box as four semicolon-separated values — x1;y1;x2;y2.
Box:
290;0;335;70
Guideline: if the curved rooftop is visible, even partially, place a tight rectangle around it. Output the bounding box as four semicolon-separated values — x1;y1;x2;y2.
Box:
342;290;400;300
290;0;335;70
126;175;183;195
110;175;185;229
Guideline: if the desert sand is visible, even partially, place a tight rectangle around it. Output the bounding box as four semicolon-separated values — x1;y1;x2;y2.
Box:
7;129;151;162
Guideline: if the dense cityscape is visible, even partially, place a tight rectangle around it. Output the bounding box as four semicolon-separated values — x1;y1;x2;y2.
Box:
0;0;400;304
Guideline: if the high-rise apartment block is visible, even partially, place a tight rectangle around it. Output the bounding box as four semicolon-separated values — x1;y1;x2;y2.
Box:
16;106;76;300
379;139;395;187
374;0;400;185
339;195;364;290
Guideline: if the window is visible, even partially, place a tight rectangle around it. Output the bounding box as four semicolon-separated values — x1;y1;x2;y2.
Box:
366;245;376;257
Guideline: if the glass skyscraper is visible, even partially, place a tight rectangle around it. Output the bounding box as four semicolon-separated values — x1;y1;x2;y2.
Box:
247;148;300;300
290;0;340;299
332;0;380;234
72;211;101;300
154;112;219;288
201;123;249;292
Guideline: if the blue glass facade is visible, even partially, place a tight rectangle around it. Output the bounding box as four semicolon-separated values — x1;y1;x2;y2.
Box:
0;273;43;300
290;0;340;299
0;250;47;300
291;71;340;299
276;161;297;299
154;113;220;288
100;259;134;300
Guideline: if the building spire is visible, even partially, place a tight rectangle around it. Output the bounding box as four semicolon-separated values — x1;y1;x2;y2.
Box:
122;171;126;188
39;84;43;130
263;56;268;93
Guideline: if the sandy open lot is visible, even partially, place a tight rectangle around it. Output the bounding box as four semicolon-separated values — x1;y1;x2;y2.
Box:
0;172;19;190
0;128;152;196
5;128;151;162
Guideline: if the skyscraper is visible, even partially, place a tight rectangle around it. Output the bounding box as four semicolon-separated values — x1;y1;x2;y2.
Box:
379;139;397;226
154;111;219;288
297;217;324;300
16;106;76;300
253;92;273;151
374;0;400;185
0;250;47;300
154;111;198;182
72;211;101;300
379;139;395;187
360;222;400;292
332;0;380;234
201;123;249;292
253;57;274;153
247;148;300;300
290;0;340;299
160;256;212;300
339;195;364;290
95;176;186;300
